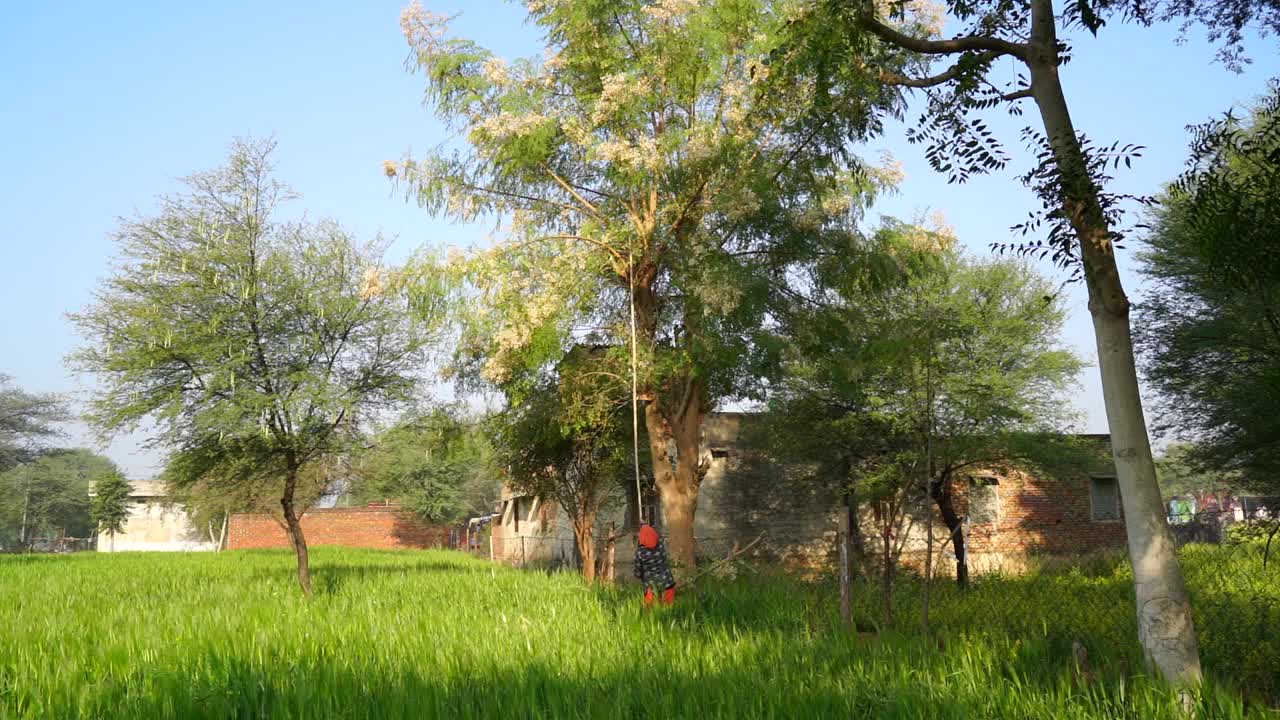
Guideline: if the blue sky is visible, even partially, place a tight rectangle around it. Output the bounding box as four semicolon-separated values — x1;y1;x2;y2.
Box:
1;2;1275;478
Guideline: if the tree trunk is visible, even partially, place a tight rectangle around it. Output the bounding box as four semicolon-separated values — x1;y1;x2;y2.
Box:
603;522;618;582
643;395;703;576
1026;0;1200;687
632;274;706;577
574;511;597;584
839;504;854;631
281;466;313;595
930;474;968;588
880;501;894;628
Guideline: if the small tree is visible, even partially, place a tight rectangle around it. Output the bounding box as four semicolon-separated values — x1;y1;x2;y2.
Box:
90;469;132;552
492;348;631;584
0;449;114;550
71;140;446;593
757;233;1084;617
352;408;497;525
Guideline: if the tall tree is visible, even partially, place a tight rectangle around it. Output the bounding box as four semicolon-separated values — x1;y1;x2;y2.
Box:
0;375;67;471
90;468;132;552
393;0;896;572
757;234;1085;590
1136;85;1280;498
772;0;1280;687
71;140;444;594
0;449;114;549
351;408;498;524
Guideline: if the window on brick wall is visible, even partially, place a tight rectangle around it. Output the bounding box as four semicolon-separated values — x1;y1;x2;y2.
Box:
642;491;661;529
968;476;999;524
512;497;521;532
527;497;541;528
1090;475;1121;521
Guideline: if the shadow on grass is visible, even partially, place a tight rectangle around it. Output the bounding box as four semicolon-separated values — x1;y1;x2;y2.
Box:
63;641;1255;720
313;559;482;595
240;556;478;593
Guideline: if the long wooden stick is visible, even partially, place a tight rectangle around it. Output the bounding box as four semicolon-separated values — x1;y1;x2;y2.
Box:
629;249;643;524
675;532;766;590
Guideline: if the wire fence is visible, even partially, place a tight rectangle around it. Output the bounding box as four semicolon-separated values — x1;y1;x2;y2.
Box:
465;509;1280;642
448;507;1280;701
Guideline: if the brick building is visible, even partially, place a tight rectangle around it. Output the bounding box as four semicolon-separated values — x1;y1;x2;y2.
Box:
227;505;450;550
490;413;1126;577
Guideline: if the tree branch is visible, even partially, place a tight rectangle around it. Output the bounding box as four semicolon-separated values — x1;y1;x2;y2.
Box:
446;179;585;217
516;234;626;265
878;50;1005;88
861;16;1028;60
540;163;603;218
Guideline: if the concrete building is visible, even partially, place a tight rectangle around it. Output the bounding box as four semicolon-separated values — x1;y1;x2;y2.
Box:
93;480;217;552
490;413;1126;578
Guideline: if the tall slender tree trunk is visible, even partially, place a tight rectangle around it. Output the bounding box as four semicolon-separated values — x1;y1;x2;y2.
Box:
1026;0;1200;686
281;464;313;595
930;473;968;588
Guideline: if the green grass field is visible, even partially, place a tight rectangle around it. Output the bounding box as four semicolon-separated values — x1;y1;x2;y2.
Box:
1;544;1276;719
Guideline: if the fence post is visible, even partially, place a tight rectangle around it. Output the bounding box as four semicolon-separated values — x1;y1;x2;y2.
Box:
839;509;852;631
606;521;617;583
521;536;526;566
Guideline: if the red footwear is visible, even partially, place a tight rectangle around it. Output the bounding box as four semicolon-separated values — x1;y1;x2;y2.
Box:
643;588;655;608
661;587;675;605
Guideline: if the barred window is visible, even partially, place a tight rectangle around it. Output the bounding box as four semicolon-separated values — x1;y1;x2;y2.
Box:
1090;475;1121;521
968;476;1000;524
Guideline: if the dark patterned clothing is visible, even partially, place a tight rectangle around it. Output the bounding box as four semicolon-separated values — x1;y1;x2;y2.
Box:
634;538;676;590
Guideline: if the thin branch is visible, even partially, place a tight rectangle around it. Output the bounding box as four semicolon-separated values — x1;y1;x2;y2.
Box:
525;234;626;264
1002;87;1034;101
446;179;585;217
540;163;603;217
676;532;766;590
878;50;1005;88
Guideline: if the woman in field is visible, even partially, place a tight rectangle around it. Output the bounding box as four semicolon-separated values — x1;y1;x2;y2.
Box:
634;524;676;607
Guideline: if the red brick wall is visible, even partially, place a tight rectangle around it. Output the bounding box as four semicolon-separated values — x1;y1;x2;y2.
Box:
227;507;450;550
955;466;1127;557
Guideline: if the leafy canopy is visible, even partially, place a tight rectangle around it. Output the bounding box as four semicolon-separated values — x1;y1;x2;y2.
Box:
756;236;1086;498
394;0;901;406
351;408;498;524
0;375;67;471
1136;84;1280;493
71;139;445;504
0;449;117;547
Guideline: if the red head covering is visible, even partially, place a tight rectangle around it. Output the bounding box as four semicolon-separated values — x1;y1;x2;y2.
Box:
638;524;659;549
